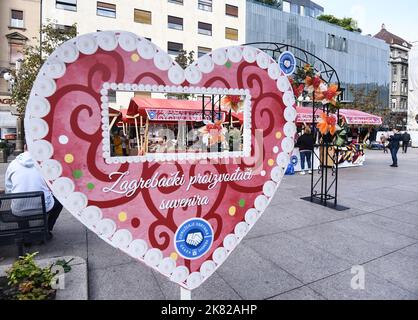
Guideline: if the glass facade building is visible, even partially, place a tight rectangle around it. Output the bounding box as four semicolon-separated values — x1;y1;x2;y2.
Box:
246;0;390;107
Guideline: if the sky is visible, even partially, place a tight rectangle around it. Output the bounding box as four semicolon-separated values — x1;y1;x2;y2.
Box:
314;0;417;43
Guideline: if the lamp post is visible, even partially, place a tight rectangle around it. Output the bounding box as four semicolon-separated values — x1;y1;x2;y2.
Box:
3;59;24;155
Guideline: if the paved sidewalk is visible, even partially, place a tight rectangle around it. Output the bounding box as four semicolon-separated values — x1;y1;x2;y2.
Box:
1;149;417;300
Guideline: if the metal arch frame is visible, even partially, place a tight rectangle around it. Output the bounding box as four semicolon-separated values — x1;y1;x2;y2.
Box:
244;42;341;91
243;41;348;210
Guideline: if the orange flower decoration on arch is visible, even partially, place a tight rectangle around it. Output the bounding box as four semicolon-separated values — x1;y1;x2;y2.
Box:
317;112;340;136
316;84;341;106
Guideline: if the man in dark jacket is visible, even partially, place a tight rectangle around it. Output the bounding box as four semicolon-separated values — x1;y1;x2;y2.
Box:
388;129;402;167
402;131;411;154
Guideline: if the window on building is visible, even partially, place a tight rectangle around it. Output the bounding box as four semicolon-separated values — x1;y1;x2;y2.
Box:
290;4;300;14
226;4;238;17
167;41;183;55
392;81;397;93
168;16;183;30
341;38;347;52
198;22;212;36
391;99;397;110
198;0;212;12
327;34;335;49
97;2;116;18
198;46;211;58
392;65;397;76
56;0;77;11
134;9;152;24
54;24;76;34
168;0;183;4
283;1;290;12
10;10;24;28
10;43;24;64
225;27;238;41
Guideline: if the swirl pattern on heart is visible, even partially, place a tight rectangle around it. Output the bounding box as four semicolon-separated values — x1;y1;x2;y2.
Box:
24;31;296;290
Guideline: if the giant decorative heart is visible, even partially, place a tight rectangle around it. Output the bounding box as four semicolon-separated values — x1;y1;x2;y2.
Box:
24;31;297;290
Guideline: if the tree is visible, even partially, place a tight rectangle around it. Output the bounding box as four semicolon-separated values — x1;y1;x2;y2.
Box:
11;21;77;116
344;86;390;142
254;0;282;8
172;50;195;100
317;14;362;33
8;21;76;154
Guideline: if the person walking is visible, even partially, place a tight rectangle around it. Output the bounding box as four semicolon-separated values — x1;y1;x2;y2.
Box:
380;133;388;154
402;131;411;154
296;126;315;175
4;149;63;239
388;129;402;168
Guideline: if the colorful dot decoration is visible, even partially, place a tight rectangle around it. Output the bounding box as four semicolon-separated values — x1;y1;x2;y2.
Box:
225;61;232;69
228;206;237;216
131;218;140;228
64;154;74;164
118;212;127;222
170;252;178;261
268;159;275;167
275;131;282;140
72;169;83;179
131;53;140;62
58;135;69;145
87;183;95;190
239;199;246;208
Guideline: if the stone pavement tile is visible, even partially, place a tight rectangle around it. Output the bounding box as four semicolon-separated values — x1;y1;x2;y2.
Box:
373;207;418;226
289;224;390;264
268;286;326;300
348;214;418;240
391;184;418;193
397;244;418;259
89;261;165;300
86;230;135;270
245;206;287;239
396;201;418;215
309;269;417;300
363;250;418;295
332;193;386;212
325;217;416;251
245;233;351;284
216;244;302;300
152;270;242;300
365;188;418;205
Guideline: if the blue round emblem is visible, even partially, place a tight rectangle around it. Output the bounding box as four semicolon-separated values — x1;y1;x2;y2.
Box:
175;218;214;260
291;155;299;165
278;51;296;76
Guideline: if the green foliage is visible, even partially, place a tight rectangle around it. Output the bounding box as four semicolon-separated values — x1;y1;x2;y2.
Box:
318;14;362;33
254;0;282;8
52;258;74;273
11;20;77;116
173;50;195;100
6;252;55;300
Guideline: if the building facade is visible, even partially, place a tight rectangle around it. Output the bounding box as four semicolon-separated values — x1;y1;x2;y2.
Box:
0;0;40;139
282;0;323;18
246;0;390;107
42;0;246;58
374;24;411;119
407;45;418;135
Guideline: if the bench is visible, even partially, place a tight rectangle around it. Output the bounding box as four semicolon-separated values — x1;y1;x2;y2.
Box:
0;191;48;256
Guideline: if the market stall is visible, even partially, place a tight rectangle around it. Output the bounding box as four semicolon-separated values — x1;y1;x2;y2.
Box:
108;97;243;156
290;106;383;172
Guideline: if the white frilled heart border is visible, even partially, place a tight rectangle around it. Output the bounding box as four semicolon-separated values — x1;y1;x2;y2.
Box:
24;31;297;290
